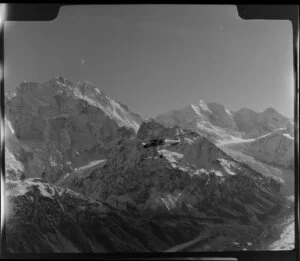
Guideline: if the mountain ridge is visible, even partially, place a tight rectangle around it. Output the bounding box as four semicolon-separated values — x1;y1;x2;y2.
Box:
4;77;294;252
155;99;293;142
5;78;145;182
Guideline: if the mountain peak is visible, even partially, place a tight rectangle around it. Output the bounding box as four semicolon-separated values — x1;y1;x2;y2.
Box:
198;99;206;105
50;76;74;85
76;80;104;94
54;75;67;81
207;102;227;112
236;107;256;114
263;107;278;114
197;99;212;112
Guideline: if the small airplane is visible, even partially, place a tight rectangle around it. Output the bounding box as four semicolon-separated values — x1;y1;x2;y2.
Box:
142;138;180;149
140;131;198;150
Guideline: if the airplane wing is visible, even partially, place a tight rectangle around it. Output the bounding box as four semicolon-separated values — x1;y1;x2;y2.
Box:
158;141;180;150
165;139;180;144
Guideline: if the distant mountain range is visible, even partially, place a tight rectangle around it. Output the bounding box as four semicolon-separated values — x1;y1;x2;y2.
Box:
155;100;293;143
155;98;294;194
4;77;294;253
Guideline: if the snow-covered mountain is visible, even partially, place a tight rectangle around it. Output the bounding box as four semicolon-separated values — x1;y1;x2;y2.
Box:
233;107;292;139
155;100;294;196
5;77;144;182
220;128;294;169
5;132;286;253
4;77;293;252
58;120;284;224
155;100;241;143
6;77;144;131
4;118;26;181
155;100;293;142
218;126;294;196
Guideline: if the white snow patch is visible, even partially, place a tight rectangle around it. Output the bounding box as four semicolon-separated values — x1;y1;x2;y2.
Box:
225;107;232;116
5;148;24;174
38;184;55;198
198;100;212;113
267;215;294;250
56;185;82;198
158;149;184;164
74;91;140;132
57;172;71;183
5;119;15;135
56;159;107;186
215;171;224;177
178;166;189;172
7;179;55;199
218;158;236;175
77;159;106;171
192;169;209;176
184;137;196;144
160;192;183;210
50;157;58;167
94;88;102;94
6;181;28;197
217;137;256;146
283;133;294;140
110;99;140;131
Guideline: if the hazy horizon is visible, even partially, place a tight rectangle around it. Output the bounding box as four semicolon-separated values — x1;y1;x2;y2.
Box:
4;5;294;118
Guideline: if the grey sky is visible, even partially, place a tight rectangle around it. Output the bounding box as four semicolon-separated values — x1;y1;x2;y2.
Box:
4;5;294;118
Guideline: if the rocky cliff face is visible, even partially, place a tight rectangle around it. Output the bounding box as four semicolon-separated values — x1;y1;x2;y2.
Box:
5;77;143;182
4;118;26;181
6;178;203;253
58;121;284;228
7;178;278;253
154;101;294;195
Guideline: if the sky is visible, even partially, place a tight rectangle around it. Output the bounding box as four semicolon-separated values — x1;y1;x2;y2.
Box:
4;5;294;118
